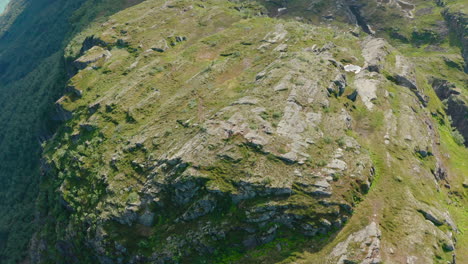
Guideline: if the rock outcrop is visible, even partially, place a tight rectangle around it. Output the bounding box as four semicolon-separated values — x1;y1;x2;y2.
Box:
442;9;468;73
431;78;468;146
330;222;382;264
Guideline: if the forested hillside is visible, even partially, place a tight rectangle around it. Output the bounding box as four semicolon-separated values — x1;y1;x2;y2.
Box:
0;0;142;262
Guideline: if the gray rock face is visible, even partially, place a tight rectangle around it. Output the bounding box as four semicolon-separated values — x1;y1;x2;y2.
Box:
432;162;447;181
88;102;101;114
79;36;108;55
419;209;444;226
328;73;347;96
417;205;458;232
430;78;468;146
74;46;112;70
138;210;155;227
442;240;455;252
361;38;388;72
442;10;468;73
394;55;428;106
180;197;216;221
330;222;382;264
172;178;200;205
273;74;291;92
150;39;169;52
446;96;468;146
327;158;348;171
354;72;379;110
64;85;83;98
231;96;259;105
353;38;389;110
51;101;73;122
263;24;288;44
431;78;461;100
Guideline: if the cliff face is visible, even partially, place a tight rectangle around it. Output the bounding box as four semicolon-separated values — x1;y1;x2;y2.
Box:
0;0;141;263
441;6;467;73
0;0;467;263
431;78;468;146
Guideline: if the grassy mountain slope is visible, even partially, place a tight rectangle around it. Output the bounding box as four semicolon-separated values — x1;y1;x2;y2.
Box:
0;0;466;263
34;0;467;263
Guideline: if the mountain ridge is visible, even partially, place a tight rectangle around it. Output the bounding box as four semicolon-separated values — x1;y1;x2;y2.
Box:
0;0;466;263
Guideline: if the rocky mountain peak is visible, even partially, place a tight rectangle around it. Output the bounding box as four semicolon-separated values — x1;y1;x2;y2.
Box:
0;0;466;263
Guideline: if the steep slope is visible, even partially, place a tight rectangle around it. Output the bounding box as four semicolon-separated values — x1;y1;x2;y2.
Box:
0;0;143;263
0;1;87;261
32;0;468;263
0;0;465;263
40;2;375;262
